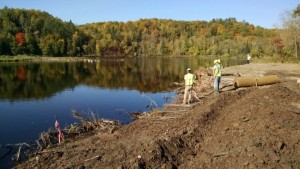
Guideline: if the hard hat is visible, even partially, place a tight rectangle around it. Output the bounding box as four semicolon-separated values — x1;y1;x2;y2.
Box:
214;59;221;64
187;68;191;71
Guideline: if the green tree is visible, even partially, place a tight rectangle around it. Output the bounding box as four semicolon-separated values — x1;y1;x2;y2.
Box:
0;34;12;55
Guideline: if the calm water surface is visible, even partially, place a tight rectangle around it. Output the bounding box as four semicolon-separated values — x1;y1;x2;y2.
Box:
0;57;245;168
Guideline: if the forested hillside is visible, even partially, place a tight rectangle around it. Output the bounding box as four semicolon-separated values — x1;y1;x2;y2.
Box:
0;7;88;56
79;19;279;57
0;7;291;58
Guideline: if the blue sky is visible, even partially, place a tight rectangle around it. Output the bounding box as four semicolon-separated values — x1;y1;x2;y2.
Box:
1;0;299;28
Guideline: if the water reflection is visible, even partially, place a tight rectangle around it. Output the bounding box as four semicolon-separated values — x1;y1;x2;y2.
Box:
0;58;179;100
0;57;245;101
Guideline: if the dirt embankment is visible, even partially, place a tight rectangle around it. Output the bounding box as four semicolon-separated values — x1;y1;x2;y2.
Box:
14;63;300;169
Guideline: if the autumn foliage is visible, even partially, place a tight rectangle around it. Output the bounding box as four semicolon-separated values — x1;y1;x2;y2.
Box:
0;6;299;60
15;32;25;46
272;38;284;53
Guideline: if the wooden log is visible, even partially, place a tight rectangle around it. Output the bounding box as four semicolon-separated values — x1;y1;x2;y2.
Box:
234;75;279;88
233;76;257;88
256;75;279;86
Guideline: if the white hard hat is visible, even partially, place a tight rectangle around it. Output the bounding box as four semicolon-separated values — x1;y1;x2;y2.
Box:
187;68;191;71
214;59;221;64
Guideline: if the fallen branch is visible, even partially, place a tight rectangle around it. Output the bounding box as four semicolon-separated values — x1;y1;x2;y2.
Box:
11;143;30;162
36;140;43;150
212;152;228;157
15;145;22;161
141;94;158;110
84;155;101;162
281;106;300;115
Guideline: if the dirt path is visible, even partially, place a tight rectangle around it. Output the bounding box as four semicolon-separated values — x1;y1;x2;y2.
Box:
14;63;300;169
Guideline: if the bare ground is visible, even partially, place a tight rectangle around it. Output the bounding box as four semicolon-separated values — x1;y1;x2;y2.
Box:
14;63;300;169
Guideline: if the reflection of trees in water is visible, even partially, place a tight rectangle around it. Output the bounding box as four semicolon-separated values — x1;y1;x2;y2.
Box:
0;62;81;100
83;58;192;92
0;57;233;100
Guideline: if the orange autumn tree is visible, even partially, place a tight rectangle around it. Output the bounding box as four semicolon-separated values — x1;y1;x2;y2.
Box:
15;32;26;46
272;38;284;53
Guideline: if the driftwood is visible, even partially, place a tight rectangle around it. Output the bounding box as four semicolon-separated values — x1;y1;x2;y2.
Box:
212;152;228;157
84;155;101;162
70;110;121;135
1;110;121;165
36;110;121;149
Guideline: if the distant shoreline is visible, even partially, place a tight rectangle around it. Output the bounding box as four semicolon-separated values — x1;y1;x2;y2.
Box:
0;56;88;62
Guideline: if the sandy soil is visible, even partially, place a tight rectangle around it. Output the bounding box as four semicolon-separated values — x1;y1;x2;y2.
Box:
14;63;300;169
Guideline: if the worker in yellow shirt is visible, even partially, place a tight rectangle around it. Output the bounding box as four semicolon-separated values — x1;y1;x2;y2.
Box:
183;68;196;104
213;59;222;93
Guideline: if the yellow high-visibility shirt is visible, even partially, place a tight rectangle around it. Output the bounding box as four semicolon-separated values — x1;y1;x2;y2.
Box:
184;73;196;86
213;64;222;77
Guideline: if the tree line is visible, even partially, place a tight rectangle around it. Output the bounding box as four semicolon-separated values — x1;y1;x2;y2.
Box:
0;6;299;60
0;7;88;56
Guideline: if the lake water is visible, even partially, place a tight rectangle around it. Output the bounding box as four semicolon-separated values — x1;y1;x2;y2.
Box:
0;57;245;167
